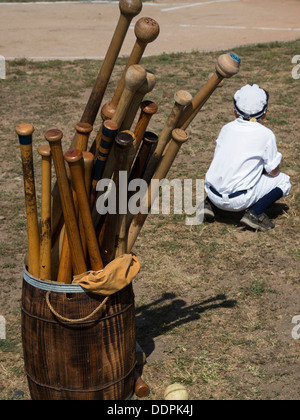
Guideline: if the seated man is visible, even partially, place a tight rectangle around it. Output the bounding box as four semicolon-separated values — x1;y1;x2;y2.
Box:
204;84;291;232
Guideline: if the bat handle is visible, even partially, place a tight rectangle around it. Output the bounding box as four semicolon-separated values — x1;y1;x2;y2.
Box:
38;144;52;281
134;100;158;146
134;371;150;398
75;122;93;152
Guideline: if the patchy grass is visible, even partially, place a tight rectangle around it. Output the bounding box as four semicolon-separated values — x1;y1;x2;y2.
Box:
0;39;300;400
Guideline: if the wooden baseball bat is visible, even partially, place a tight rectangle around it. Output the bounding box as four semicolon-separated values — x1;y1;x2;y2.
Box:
55;132;93;283
134;371;150;398
112;64;147;127
101;131;133;264
126;131;158;230
129;131;158;183
134;100;158;146
100;65;146;181
142;90;192;185
119;70;157;132
178;52;241;130
45;129;87;277
74;122;93;152
16;123;40;278
127;129;188;253
78;0;143;129
56;227;72;283
82;151;94;194
101;17;159;122
37;144;52;281
51;122;92;247
64;149;104;271
52;1;142;241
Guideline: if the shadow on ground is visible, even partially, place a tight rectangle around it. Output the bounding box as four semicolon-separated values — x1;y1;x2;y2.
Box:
136;292;237;360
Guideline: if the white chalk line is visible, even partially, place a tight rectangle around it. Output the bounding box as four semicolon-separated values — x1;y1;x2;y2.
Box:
0;1;167;6
162;0;239;12
180;24;300;32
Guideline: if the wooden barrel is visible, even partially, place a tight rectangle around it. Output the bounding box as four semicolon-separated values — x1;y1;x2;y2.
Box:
21;265;136;400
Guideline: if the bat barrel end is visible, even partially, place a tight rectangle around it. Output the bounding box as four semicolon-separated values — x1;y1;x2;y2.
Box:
119;0;143;18
75;122;93;135
38;144;51;157
216;52;241;78
172;128;189;144
135;17;160;44
45;129;63;143
64;148;83;164
174;90;193;107
16;123;34;137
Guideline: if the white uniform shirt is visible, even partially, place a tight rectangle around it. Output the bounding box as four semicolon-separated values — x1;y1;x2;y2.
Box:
205;118;282;194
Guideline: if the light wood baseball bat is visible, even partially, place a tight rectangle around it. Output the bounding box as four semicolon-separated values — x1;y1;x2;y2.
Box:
178;52;241;130
64;149;104;271
51;122;92;247
127;129;188;253
56;228;72;283
45;129;87;277
37;144;52;281
56;126;93;282
119;70;157;132
78;0;143;129
100;65;147;181
101;17;160;122
16;123;40;278
82;151;94;195
142;90;192;185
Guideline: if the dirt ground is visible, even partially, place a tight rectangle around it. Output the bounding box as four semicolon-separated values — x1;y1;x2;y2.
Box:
0;0;300;59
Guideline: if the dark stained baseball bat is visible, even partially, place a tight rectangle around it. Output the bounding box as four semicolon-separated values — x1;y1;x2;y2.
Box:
129;131;158;183
142;90;192;186
64;149;104;271
37;144;52;281
101;16;160;122
101;131;133;264
45;129;87;277
126;131;158;230
77;0;143;130
90;120;120;208
127;129;189;253
178;52;241;130
16;123;40;278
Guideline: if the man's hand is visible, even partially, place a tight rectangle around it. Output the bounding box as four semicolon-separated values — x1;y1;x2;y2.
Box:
268;166;280;177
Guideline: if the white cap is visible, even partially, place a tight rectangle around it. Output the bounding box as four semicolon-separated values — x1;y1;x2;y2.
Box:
233;84;269;120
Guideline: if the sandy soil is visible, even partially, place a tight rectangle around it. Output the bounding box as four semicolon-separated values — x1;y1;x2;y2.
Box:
0;0;300;60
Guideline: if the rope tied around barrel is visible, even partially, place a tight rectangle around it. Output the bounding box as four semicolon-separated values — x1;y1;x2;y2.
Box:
46;291;109;323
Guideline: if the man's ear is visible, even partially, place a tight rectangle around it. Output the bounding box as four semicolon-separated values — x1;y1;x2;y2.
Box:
261;110;268;121
233;108;238;118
